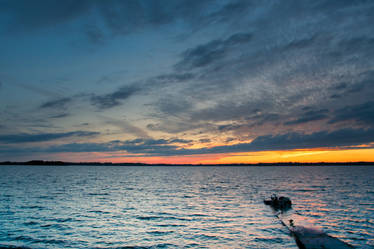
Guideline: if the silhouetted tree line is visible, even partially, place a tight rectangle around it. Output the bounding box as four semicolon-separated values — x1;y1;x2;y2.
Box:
0;160;373;166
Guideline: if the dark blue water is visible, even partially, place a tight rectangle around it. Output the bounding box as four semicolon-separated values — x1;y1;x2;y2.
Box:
0;165;373;249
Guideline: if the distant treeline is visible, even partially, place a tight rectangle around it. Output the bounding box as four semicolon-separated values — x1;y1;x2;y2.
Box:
0;160;373;166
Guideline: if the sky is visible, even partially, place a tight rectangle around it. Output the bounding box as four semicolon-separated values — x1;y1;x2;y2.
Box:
0;0;374;163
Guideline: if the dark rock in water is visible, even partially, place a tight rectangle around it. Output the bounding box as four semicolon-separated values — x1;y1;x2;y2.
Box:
264;194;292;210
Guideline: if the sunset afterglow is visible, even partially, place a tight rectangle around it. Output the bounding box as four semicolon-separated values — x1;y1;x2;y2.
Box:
0;1;373;164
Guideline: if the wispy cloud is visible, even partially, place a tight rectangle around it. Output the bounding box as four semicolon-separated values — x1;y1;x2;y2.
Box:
330;101;374;126
284;109;329;125
0;131;99;144
98;115;150;139
40;97;72;109
90;72;194;110
175;32;252;71
90;85;139;109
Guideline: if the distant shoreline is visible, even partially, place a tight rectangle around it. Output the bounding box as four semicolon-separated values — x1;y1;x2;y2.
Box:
0;160;373;166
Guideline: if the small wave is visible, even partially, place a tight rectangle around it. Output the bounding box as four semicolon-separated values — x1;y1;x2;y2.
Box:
95;244;176;249
14;236;65;245
147;230;174;236
94;247;149;249
88;193;110;196
154;212;171;216
23;221;38;226
0;245;32;249
297;189;317;192
88;210;110;214
190;213;208;217
0;210;15;215
20;205;45;210
195;234;220;241
14;236;34;242
183;243;200;248
52;217;76;223
40;223;68;230
37;195;54;200
151;243;176;248
39;239;66;245
136;216;163;220
253;237;284;243
156;224;186;227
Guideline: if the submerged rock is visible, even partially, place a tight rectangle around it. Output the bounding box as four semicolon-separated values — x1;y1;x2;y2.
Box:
264;194;292;210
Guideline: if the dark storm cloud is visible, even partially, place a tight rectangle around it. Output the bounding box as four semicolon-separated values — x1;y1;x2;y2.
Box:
40;97;72;109
91;85;139;109
175;32;252;71
329;101;374;126
0;131;99;144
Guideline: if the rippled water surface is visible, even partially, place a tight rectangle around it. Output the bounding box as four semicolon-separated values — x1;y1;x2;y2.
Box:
0;165;373;248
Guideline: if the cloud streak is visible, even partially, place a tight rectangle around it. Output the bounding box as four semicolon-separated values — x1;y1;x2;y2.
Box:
330;101;374;126
40;97;72;109
175;32;252;71
0;131;99;144
90;73;194;109
3;128;373;156
91;85;139;109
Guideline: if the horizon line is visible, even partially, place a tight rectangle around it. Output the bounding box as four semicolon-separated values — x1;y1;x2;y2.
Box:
1;160;374;166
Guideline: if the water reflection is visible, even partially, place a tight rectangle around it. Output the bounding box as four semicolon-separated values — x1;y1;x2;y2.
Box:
0;166;373;248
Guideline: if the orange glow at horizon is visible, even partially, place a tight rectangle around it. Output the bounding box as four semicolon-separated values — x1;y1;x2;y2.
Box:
53;147;374;164
199;148;374;164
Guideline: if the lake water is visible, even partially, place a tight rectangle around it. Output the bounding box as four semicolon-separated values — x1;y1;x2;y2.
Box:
0;165;373;249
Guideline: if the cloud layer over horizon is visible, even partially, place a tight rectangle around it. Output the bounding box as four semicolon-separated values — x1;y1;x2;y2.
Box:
1;0;374;162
